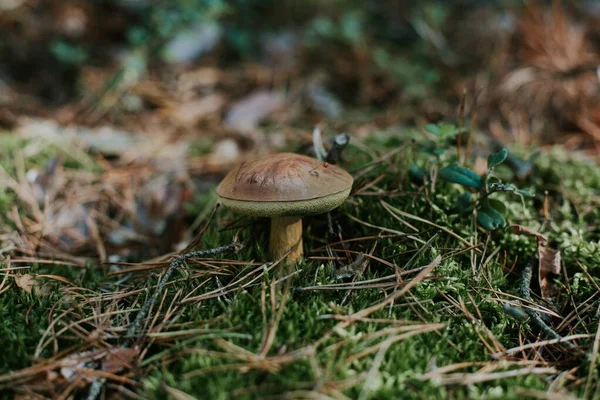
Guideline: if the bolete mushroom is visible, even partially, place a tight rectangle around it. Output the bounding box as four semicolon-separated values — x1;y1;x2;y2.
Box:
216;153;353;264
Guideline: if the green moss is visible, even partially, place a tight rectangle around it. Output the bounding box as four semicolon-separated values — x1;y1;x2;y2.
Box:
1;130;599;398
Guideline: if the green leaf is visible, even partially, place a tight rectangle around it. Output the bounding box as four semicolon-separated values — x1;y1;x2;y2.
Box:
409;164;426;183
439;123;460;139
516;188;535;197
451;192;472;214
425;124;441;136
488;148;508;170
50;41;88;65
477;205;506;231
487;199;507;215
439;165;482;189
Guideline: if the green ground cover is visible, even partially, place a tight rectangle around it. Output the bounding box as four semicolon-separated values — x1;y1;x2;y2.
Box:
1;128;599;399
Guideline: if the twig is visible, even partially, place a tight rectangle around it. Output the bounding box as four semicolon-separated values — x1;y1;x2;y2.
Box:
86;210;241;400
315;255;441;349
327;211;335;238
123;241;242;346
326;133;350;164
321;132;350;237
519;259;576;350
491;334;593;359
85;378;106;400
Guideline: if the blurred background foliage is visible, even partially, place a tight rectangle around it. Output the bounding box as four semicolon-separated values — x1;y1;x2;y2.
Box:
2;0;600;148
0;0;526;106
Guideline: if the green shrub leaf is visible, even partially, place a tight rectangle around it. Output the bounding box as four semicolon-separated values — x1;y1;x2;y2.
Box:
487;198;507;215
516;188;535;197
488;148;508;170
439;165;482;189
439;124;460;139
451;192;472;214
409;164;427;184
477;205;506;231
425;124;441;136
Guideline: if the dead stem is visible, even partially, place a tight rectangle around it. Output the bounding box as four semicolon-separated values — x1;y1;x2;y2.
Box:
123;240;242;346
518;259;578;351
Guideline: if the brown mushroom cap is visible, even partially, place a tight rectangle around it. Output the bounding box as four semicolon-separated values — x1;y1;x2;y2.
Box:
216;153;353;217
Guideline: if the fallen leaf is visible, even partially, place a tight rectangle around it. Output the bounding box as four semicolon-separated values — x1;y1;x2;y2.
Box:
14;274;36;294
47;204;90;249
162;22;222;64
60;350;97;381
538;246;561;301
510;224;548;245
26;156;62;206
58;347;136;382
168;93;225;125
107;226;147;246
225;90;285;133
14;274;52;296
205;138;241;168
17;118;140;157
510;224;560;300
177;67;221;92
77;126;138;156
135;177;190;236
102;347;138;374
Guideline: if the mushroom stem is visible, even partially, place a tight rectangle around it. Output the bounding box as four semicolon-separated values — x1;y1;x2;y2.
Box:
269;216;303;265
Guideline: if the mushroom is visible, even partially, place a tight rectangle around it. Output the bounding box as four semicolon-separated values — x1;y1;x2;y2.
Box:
216;153;353;264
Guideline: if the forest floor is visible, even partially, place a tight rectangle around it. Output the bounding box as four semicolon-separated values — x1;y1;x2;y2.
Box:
2;1;600;399
2;128;600;399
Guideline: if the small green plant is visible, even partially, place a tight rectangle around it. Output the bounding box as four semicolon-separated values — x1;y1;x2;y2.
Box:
439;148;533;230
412;122;534;231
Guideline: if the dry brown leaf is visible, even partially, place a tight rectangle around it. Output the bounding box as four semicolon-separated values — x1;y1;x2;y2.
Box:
168;93;225;125
102;347;138;374
203;139;241;169
17;118;139;157
510;224;560;300
225;90;285;133
177;67;221;92
14;274;36;293
26;156;62;206
58;348;136;381
77;126;139;156
13;274;51;296
60;350;97;381
538;246;562;301
46;204;91;249
510;224;548;245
